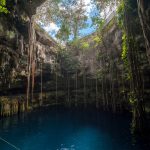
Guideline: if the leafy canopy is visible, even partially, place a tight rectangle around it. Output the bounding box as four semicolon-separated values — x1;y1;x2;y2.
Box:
0;0;9;13
36;0;89;42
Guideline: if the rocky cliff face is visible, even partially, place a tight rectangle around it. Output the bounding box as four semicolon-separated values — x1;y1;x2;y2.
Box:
77;20;122;76
0;0;64;117
0;0;150;115
67;19;125;110
0;0;58;95
0;6;124;111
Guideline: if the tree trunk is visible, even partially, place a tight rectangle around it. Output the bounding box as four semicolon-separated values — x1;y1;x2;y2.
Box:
124;5;146;132
137;0;150;63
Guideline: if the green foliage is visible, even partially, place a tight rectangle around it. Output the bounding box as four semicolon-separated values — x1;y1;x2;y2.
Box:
129;92;137;105
56;22;70;41
6;31;15;39
121;31;132;80
117;1;132;81
80;42;89;49
93;35;102;47
121;31;128;61
69;38;80;48
58;48;80;73
69;39;89;52
116;1;125;28
0;0;9;13
92;16;105;31
94;36;101;43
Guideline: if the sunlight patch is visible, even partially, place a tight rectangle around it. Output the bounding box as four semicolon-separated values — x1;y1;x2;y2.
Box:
43;22;60;34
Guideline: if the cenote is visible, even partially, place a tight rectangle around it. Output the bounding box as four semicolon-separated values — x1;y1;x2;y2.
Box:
0;0;150;150
0;106;148;150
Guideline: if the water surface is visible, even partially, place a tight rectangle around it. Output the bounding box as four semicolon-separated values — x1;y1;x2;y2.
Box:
0;106;148;150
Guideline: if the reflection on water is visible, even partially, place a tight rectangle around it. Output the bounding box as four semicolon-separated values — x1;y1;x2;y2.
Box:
0;106;149;150
57;144;75;150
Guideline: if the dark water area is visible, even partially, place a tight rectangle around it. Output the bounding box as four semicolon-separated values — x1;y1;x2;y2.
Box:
0;106;149;150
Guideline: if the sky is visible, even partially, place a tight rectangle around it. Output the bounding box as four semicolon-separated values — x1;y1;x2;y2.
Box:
40;0;97;40
39;0;116;41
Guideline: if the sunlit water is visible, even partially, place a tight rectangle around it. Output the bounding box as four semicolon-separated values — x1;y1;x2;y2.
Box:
0;106;149;150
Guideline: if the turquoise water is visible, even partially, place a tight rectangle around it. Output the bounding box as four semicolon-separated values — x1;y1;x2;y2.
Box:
0;107;148;150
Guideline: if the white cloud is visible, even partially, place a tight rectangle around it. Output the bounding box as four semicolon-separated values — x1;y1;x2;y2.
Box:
42;0;93;36
43;22;59;33
83;0;92;15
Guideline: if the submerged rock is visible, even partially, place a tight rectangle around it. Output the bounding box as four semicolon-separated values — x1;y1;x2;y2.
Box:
10;99;18;115
0;97;26;117
0;97;10;117
18;100;25;113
